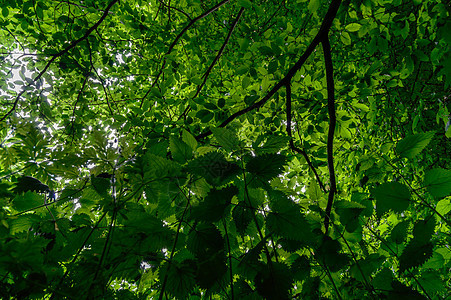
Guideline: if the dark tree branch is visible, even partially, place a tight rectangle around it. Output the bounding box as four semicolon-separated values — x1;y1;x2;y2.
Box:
198;7;244;97
0;0;119;123
285;83;326;193
196;0;342;140
322;37;337;234
179;6;244;119
141;0;231;107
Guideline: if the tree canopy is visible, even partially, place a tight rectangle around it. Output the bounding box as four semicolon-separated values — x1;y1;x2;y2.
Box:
0;0;450;299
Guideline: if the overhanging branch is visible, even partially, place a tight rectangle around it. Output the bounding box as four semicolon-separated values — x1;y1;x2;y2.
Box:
196;0;342;140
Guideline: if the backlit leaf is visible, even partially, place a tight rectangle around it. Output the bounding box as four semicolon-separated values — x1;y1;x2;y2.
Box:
423;168;451;198
396;131;435;159
372;182;411;216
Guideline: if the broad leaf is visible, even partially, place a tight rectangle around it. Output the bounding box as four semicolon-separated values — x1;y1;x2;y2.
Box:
232;201;254;234
390;221;409;244
12;191;45;211
255;262;293;300
372;182;411;216
170;136;192;163
186;151;240;186
190;186;238;222
423;168;451;198
246;154;287;181
266;196;312;242
395;131;435;159
211;127;240;151
159;260;196;299
399;241;433;273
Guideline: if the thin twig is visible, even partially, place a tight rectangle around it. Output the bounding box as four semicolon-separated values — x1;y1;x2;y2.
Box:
140;0;231;107
179;6;245;119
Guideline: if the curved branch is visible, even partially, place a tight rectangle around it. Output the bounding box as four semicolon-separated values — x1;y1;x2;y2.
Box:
196;0;342;140
322;37;337;234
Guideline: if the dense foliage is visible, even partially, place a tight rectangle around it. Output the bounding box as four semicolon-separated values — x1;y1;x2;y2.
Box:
0;0;450;299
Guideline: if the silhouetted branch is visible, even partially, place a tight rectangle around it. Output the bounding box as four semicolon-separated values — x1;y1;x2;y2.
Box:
196;0;342;140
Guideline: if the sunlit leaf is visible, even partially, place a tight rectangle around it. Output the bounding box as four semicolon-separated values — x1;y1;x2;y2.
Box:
211;127;240;151
395;131;435;159
423;168;451;198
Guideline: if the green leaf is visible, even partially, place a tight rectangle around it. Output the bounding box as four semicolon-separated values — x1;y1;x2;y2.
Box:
246;154;287;181
372;182;411;216
169;136;192;163
91;175;110;196
258;135;290;154
211;127;240;151
14;176;50;194
418;270;447;296
190;186;238;222
390;221;409;244
335;201;366;232
412;218;435;244
159;260;196;299
350;254;384;283
12;191;45;211
289;255;311;282
398;241;433;273
237;0;252;8
187;223;224;256
232;201;254;234
372;268;393;292
389;281;428;299
316;237;350;272
185;151;240;186
422;251;445;269
436;198;451;215
395;131;435;159
2;7;8;18
255;262;293;300
266;196;312;242
143;152;181;179
307;0;320;13
196;109;214;123
308;179;322;201
182;129;197;151
345;23;362;32
9;214;40;235
196;251;227;289
423;168;451;198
